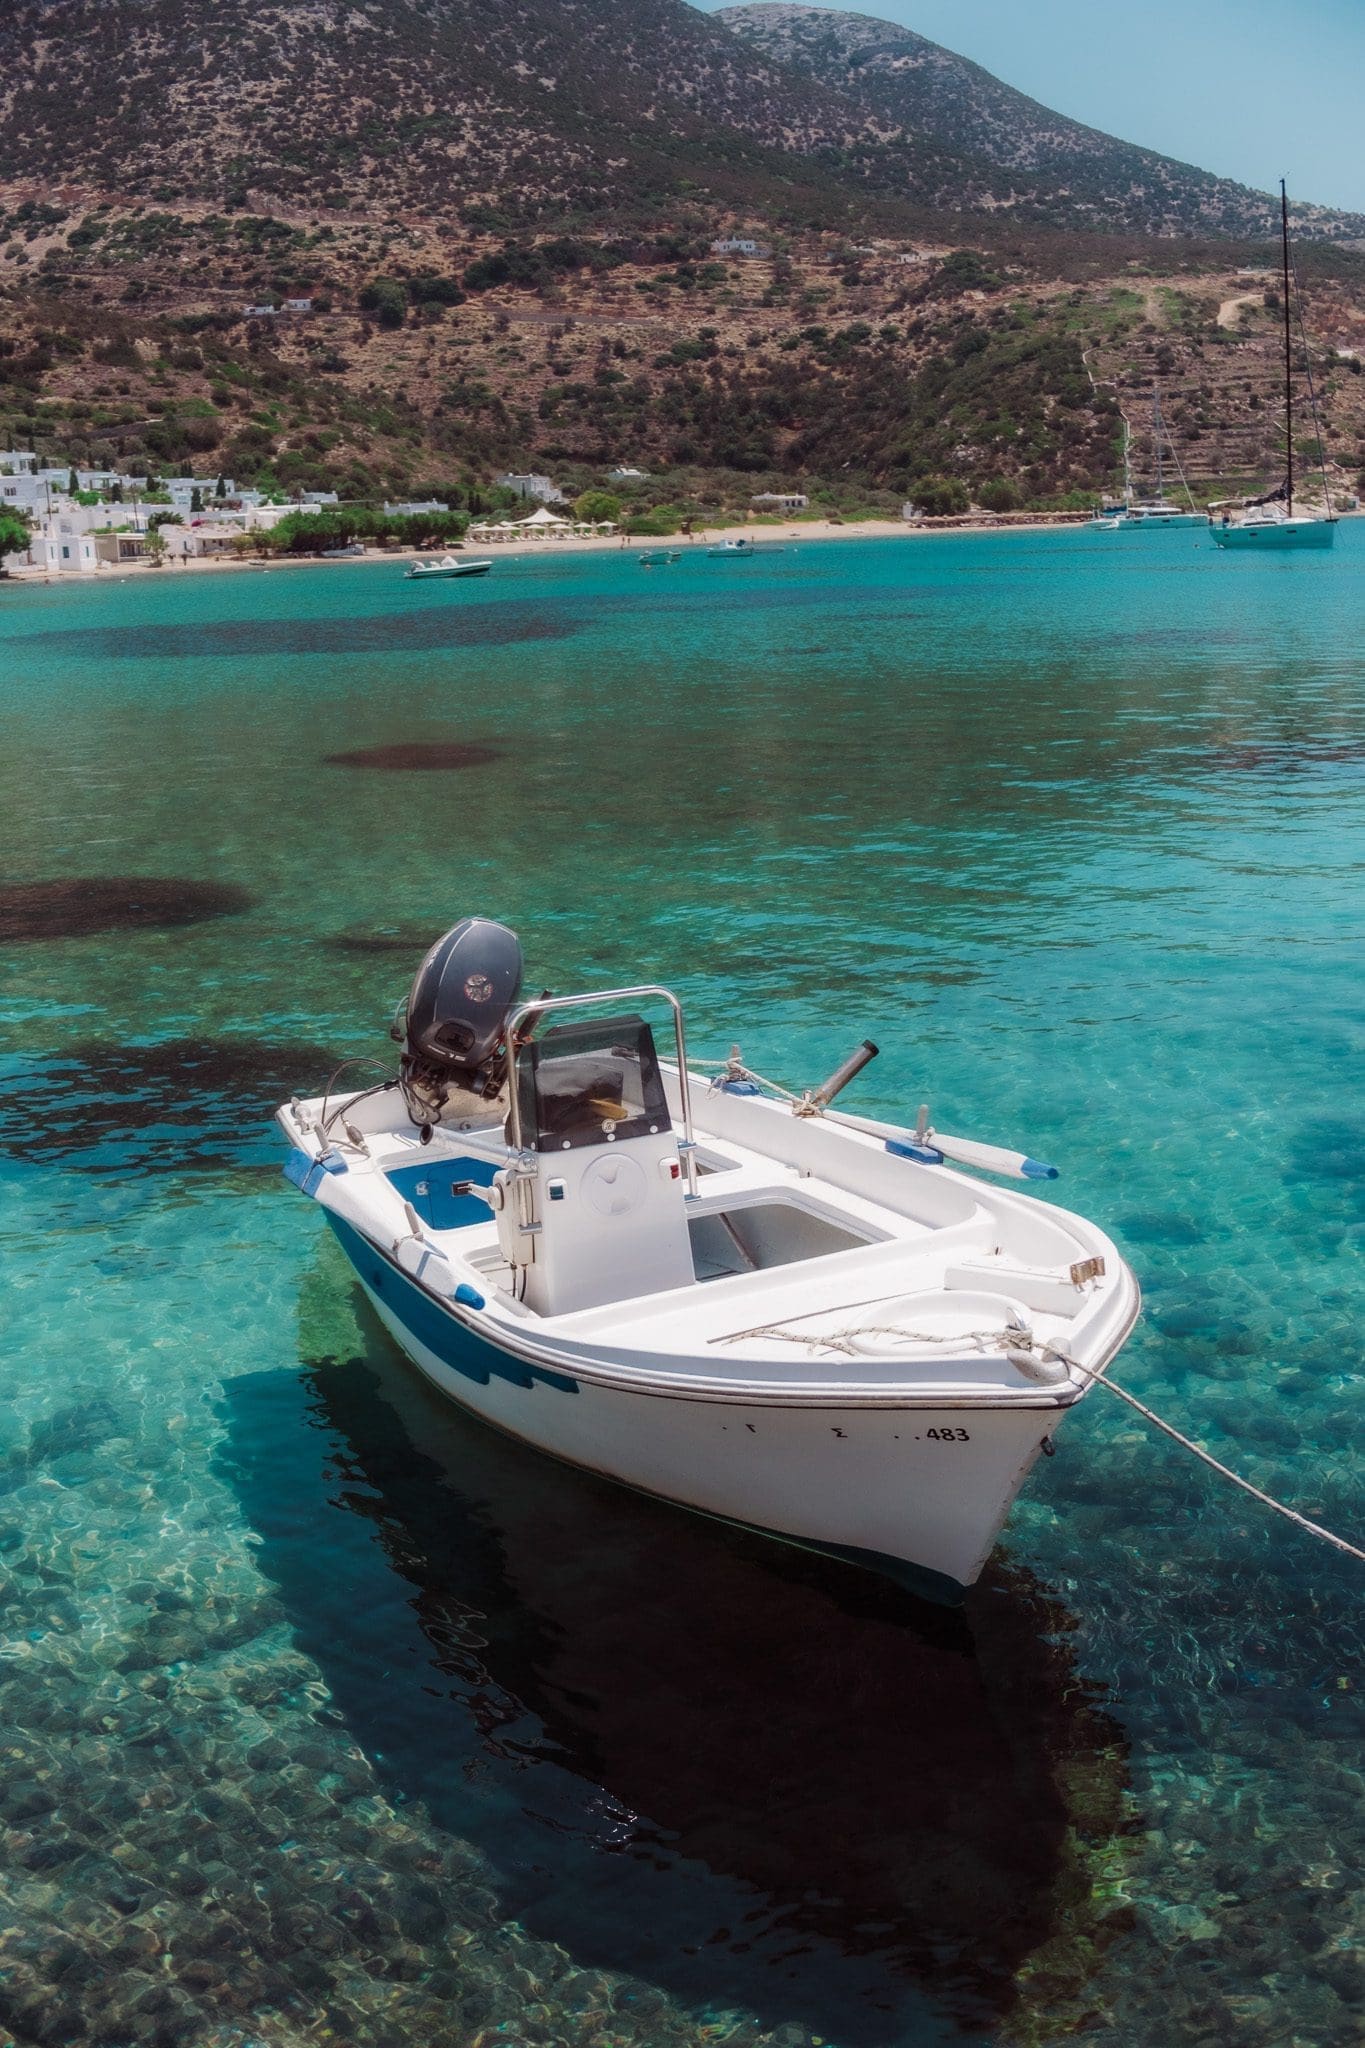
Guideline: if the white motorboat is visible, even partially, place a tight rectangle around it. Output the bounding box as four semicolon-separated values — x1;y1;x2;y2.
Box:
405;555;493;580
278;919;1140;1602
707;538;758;556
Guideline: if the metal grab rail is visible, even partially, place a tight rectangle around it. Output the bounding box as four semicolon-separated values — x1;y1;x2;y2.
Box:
502;984;698;1195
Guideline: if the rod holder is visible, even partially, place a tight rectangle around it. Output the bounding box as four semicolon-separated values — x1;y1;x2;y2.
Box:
799;1039;879;1115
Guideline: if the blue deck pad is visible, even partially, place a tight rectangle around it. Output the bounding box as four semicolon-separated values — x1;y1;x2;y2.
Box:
326;1212;579;1396
385;1154;499;1229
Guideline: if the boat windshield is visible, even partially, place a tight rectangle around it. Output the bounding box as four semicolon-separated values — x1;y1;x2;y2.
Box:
513;1014;671;1152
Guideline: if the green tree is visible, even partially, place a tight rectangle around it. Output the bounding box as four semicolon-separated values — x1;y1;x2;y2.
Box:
143;528;167;566
573;489;621;524
0;506;31;555
976;479;1022;512
910;477;970;517
67;468;79;494
215;474;227;500
358;277;408;329
190;486;203;512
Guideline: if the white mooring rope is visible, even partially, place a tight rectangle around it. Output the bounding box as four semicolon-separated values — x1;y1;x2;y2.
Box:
1046;1344;1365;1564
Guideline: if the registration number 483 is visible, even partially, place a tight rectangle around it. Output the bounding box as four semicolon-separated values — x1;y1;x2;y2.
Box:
925;1427;970;1442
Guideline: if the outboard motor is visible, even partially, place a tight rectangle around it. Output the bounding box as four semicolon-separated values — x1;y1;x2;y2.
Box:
396;917;523;1129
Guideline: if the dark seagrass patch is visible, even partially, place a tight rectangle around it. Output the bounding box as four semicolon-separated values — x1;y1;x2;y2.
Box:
322;741;504;771
0;877;253;941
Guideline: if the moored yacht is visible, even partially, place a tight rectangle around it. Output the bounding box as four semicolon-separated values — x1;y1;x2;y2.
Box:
278;919;1140;1601
1125;499;1205;528
1212;182;1337;552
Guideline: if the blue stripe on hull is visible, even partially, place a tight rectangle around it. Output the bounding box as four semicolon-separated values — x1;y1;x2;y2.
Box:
325;1216;968;1604
326;1213;579;1395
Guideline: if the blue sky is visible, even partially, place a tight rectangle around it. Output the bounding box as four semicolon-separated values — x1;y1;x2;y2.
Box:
693;0;1365;211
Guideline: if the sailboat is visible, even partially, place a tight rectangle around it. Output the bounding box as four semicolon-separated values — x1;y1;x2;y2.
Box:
1212;182;1337;551
1124;387;1203;526
1091;419;1133;525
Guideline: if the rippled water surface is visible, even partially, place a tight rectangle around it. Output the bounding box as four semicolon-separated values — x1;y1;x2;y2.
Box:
2;527;1363;2046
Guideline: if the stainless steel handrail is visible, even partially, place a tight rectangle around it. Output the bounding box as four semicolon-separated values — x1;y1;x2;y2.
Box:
502;984;698;1194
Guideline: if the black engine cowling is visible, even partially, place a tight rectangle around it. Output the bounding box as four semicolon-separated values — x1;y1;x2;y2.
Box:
399;917;523;1111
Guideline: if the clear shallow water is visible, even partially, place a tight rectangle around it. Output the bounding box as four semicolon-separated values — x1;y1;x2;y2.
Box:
1;526;1363;2046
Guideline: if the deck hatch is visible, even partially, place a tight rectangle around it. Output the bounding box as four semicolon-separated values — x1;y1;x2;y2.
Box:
386;1155;498;1229
689;1201;873;1280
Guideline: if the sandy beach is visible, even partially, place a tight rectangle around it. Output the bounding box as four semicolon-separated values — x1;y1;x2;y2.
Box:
2;512;1107;585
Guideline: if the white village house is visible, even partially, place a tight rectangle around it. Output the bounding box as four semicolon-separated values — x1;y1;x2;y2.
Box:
494;472;566;504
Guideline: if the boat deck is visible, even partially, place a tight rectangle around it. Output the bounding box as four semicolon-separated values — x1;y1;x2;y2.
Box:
289;1089;1130;1400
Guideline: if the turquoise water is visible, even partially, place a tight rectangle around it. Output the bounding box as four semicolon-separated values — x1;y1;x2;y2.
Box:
1;526;1362;2046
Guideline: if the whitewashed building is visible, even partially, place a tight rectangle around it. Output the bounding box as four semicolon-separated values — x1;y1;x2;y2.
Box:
495;473;565;504
163;522;240;560
1;474;49;514
93;532;150;565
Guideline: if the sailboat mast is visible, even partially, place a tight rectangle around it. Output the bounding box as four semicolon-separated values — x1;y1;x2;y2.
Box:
1153;384;1163;501
1281;179;1294;517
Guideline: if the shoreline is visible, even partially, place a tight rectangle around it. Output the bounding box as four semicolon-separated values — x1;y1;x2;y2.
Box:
0;512;1121;586
7;506;1356;586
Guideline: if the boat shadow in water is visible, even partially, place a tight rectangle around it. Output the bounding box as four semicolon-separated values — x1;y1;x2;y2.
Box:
219;1254;1137;2044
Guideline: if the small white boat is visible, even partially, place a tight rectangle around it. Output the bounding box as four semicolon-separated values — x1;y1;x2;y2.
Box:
638;548;682;566
707;538;758;557
405;555;493;580
278;920;1140;1602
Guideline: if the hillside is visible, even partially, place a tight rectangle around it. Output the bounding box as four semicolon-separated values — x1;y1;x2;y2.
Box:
2;0;1364;528
3;0;1363;241
720;4;1365;241
4;199;1362;522
0;0;866;224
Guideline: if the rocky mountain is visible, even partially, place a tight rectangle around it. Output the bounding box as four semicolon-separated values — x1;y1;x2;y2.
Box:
0;0;863;221
3;0;1363;240
2;0;1363;525
719;3;1365;239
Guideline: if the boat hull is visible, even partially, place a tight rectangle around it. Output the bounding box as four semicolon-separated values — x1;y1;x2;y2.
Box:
405;560;493;579
328;1212;1065;1601
1211;520;1336;549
